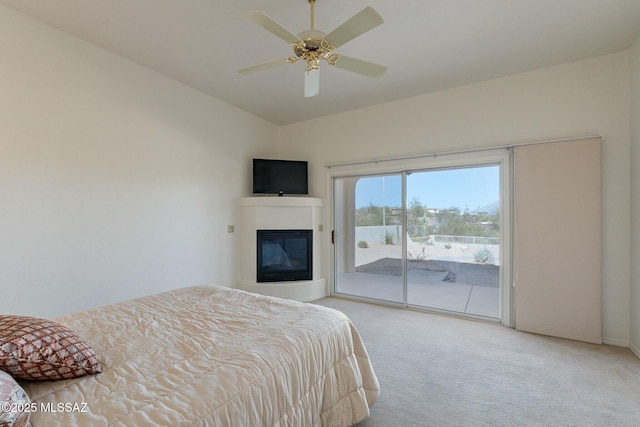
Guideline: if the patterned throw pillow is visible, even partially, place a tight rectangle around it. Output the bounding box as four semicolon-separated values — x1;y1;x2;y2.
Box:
0;315;102;381
0;369;32;427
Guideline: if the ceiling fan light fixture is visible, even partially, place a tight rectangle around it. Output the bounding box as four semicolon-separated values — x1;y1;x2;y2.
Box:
304;68;320;98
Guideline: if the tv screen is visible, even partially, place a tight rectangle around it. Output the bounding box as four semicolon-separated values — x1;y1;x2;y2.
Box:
253;158;308;195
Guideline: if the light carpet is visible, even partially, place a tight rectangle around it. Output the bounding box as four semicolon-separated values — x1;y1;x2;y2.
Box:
313;297;640;427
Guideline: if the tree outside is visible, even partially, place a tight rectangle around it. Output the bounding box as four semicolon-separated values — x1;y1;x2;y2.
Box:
356;197;499;241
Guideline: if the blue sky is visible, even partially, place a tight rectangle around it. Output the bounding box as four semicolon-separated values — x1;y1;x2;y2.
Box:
355;165;500;211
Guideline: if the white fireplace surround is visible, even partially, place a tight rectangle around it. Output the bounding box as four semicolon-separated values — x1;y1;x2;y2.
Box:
236;197;326;301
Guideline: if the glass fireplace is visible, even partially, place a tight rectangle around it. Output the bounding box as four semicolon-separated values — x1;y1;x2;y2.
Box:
256;229;313;282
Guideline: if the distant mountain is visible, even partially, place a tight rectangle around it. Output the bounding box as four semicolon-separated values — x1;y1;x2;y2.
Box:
472;200;499;214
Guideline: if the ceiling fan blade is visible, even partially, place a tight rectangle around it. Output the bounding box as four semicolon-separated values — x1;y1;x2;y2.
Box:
324;7;383;48
333;55;387;78
245;10;303;45
238;58;289;75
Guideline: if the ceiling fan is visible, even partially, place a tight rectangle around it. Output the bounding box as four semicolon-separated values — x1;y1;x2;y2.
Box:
238;0;387;98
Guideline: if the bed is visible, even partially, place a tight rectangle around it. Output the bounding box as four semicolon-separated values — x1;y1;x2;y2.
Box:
9;285;379;426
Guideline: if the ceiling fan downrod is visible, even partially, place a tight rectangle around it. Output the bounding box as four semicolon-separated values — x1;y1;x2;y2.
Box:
308;0;316;30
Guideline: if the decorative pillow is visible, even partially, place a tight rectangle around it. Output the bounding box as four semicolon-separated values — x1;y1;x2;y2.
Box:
0;370;32;427
0;315;102;381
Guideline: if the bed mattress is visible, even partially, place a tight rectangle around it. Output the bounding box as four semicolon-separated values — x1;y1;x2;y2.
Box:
22;285;379;426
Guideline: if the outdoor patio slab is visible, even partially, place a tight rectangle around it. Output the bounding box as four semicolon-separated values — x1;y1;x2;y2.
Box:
336;270;499;319
466;285;500;318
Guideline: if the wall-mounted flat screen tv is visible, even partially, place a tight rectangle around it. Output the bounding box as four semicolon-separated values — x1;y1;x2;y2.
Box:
253;158;308;195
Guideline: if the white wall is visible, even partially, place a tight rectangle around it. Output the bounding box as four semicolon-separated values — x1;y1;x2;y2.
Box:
630;35;640;356
276;52;631;346
0;5;276;318
1;4;634;348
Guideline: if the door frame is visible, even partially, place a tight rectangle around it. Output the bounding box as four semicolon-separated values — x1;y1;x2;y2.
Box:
326;149;513;326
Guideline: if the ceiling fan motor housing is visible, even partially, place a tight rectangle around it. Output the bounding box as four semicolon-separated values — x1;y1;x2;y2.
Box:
294;30;327;55
292;29;340;70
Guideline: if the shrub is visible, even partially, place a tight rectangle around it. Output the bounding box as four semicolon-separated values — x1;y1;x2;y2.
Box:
357;240;369;249
408;247;427;261
474;247;495;264
384;232;394;245
444;242;452;250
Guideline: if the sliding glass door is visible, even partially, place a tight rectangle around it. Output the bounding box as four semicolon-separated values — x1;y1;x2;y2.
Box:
405;166;500;317
334;174;404;303
333;161;504;320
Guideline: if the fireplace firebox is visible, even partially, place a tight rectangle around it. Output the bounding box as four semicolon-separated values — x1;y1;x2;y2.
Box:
257;229;312;282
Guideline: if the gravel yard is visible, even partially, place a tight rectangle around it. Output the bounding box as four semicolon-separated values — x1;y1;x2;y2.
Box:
355;240;500;287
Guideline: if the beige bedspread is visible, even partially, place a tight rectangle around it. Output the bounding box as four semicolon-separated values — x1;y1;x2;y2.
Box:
22;286;379;426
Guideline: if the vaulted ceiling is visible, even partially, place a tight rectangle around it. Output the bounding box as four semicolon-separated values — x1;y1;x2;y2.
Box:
2;0;640;125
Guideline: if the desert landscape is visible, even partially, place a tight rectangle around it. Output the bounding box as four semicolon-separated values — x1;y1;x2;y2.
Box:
355;239;501;267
